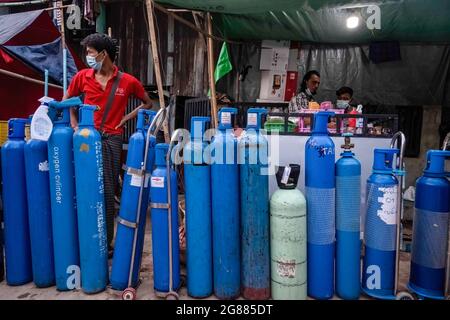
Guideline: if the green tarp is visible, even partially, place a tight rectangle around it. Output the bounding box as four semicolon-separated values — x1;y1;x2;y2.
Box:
156;0;450;43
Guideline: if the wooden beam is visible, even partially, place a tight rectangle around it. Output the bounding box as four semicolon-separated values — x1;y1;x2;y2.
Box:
43;4;73;11
206;12;218;129
153;2;241;45
145;0;170;142
192;12;206;97
0;68;63;89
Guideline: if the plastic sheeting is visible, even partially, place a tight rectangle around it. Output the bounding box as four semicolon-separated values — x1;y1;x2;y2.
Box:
4;37;78;85
217;43;450;108
157;0;450;43
0;9;43;44
297;44;450;106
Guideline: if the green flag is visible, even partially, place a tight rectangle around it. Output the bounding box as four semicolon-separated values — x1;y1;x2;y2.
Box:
214;42;233;82
209;42;232;96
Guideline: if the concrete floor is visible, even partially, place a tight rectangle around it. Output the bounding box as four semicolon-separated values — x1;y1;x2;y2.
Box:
0;215;413;300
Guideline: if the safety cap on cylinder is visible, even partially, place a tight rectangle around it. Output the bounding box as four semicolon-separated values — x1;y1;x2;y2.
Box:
7;118;28;139
137;109;157;131
246;108;268;130
276;164;301;189
313;111;335;134
423;150;450;177
78;105;98;127
48;97;83;124
218;107;237;131
190;116;210;140
372;148;399;172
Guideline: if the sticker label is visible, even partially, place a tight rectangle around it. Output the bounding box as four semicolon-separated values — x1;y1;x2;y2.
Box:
79;143;89;152
130;174;142;187
39;160;49;172
151;176;165;188
130;173;151;188
80;129;90;138
221;112;231;125
377;186;397;225
281;166;291;184
247;113;258;127
277;259;296;278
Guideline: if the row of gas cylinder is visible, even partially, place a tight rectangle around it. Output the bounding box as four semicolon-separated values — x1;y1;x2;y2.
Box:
1;98;111;293
0;98;449;301
160;108;450;300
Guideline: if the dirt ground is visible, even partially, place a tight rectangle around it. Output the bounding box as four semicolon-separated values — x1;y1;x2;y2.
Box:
0;214;413;300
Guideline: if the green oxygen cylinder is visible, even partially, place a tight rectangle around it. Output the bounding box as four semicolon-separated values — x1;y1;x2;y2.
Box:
270;164;307;300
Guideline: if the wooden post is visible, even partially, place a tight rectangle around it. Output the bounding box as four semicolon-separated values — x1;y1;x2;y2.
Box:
206;12;218;128
145;0;170;142
59;4;66;47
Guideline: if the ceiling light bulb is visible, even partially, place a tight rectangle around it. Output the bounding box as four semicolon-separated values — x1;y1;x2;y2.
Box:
346;16;359;29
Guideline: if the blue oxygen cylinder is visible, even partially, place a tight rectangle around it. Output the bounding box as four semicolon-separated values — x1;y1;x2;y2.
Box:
335;134;361;300
24;118;55;288
362;148;399;298
184;116;213;298
73;105;108;294
1;118;33;285
150;143;180;294
239;108;270;300
408;150;450;299
305;111;336;299
111;110;157;290
47;97;81;291
211;107;240;299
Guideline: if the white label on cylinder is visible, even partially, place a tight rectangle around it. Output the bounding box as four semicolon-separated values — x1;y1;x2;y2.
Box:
221;112;231;125
151;176;165;188
130;173;151;188
281;166;291;184
247;113;258;126
39;160;49;172
277;259;296;278
130;173;143;187
377;186;397;225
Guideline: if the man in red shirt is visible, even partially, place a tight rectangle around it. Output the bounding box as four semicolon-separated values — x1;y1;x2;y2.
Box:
64;33;153;256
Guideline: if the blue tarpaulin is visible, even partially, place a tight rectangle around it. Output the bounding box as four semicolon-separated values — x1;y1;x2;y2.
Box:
4;37;78;85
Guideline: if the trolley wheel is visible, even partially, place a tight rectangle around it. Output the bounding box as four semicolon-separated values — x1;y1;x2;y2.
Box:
165;292;179;300
122;287;137;300
395;291;415;300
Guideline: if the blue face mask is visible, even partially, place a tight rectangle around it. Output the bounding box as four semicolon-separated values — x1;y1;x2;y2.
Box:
86;51;104;71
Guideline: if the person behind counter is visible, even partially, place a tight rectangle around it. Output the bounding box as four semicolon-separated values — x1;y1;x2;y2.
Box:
288;70;321;112
336;86;363;132
335;86;355;112
288;70;320;130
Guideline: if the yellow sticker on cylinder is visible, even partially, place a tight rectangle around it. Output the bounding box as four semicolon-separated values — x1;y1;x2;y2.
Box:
79;143;90;153
80;129;90;138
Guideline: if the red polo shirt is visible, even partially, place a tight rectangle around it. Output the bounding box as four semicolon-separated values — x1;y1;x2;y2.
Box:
67;65;146;135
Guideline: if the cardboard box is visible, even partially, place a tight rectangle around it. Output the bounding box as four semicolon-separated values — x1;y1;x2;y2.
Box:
260;47;290;71
259;70;287;101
